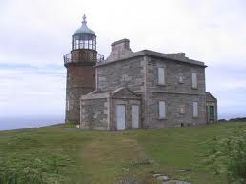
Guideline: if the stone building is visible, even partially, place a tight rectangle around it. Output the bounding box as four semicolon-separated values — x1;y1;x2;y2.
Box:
64;15;217;130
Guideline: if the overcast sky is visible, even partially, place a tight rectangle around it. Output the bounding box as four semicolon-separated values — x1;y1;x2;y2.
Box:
0;0;245;120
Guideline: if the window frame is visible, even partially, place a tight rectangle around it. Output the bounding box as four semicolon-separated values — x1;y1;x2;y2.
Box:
192;102;198;118
158;101;166;119
191;72;198;89
179;104;185;114
157;67;166;86
178;75;184;84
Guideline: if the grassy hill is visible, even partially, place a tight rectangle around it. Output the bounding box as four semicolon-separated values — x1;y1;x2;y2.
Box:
1;122;246;184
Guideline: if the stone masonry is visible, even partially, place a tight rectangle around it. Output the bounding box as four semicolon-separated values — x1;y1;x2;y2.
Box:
64;16;97;124
79;38;217;130
81;87;141;130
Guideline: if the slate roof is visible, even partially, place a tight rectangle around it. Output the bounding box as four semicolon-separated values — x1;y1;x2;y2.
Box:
80;87;140;100
73;15;95;35
96;50;206;67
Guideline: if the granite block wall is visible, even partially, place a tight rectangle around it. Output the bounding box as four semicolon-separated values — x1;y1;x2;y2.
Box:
65;64;95;124
96;57;145;92
146;93;206;128
80;98;109;130
143;56;207;127
147;58;206;94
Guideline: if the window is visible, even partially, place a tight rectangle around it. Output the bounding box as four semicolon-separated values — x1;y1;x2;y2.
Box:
208;105;215;121
158;67;165;85
159;101;166;119
179;104;185;114
75;40;79;49
178;75;184;83
191;73;197;89
192;102;198;117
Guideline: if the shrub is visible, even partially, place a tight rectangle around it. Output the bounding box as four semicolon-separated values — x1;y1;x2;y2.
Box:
207;129;246;183
0;154;70;184
229;117;246;122
64;121;77;127
0;167;45;184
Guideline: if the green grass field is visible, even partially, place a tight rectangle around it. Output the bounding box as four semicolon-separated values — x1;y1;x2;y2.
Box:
1;122;246;184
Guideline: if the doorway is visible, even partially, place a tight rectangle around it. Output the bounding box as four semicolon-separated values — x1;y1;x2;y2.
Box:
132;105;139;128
116;105;126;130
208;105;215;122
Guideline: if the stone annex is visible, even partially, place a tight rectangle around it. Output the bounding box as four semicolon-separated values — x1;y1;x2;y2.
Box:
64;15;217;130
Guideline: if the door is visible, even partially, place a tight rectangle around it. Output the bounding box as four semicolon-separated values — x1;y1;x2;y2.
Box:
209;105;215;121
116;105;126;130
132;105;139;128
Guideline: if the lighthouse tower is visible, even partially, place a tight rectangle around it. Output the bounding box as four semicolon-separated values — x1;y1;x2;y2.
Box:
64;15;97;124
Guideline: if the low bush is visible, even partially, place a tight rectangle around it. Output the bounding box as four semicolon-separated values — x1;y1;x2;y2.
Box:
0;154;70;184
207;129;246;183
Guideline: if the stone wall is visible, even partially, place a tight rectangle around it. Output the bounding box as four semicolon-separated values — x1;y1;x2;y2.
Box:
146;93;206;128
95;54;207;128
106;39;133;61
144;56;207;127
66;87;93;124
147;57;206;94
65;64;95;124
80;89;141;130
80;98;109;130
96;57;145;92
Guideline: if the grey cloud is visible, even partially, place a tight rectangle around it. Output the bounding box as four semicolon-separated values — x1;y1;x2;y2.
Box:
0;0;245;119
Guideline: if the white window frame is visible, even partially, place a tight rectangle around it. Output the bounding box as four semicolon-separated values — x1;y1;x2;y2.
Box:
191;72;198;89
158;67;165;85
158;101;166;119
192;102;198;117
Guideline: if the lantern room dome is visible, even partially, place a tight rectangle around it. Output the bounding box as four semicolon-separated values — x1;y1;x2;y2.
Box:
72;14;96;51
73;14;95;35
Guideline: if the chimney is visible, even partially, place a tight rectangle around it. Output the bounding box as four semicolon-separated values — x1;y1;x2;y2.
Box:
107;39;133;61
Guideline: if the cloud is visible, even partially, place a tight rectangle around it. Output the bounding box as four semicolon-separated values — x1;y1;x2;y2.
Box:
0;64;66;117
0;0;245;119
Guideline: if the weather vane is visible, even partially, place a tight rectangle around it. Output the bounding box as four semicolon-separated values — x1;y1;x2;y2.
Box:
82;14;87;24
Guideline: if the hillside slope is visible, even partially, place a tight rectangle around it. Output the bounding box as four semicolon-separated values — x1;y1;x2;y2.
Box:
1;122;246;184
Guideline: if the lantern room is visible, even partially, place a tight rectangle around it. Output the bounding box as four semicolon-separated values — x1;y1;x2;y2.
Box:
72;14;96;51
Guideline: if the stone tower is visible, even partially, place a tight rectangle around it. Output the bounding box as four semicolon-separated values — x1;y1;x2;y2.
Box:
64;15;97;124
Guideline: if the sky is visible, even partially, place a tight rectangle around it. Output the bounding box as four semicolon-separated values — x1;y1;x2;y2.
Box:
0;0;246;122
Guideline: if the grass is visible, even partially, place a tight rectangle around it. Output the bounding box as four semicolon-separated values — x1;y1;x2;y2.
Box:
0;122;246;183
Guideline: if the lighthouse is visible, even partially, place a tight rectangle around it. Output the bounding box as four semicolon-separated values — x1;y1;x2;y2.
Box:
64;15;97;124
